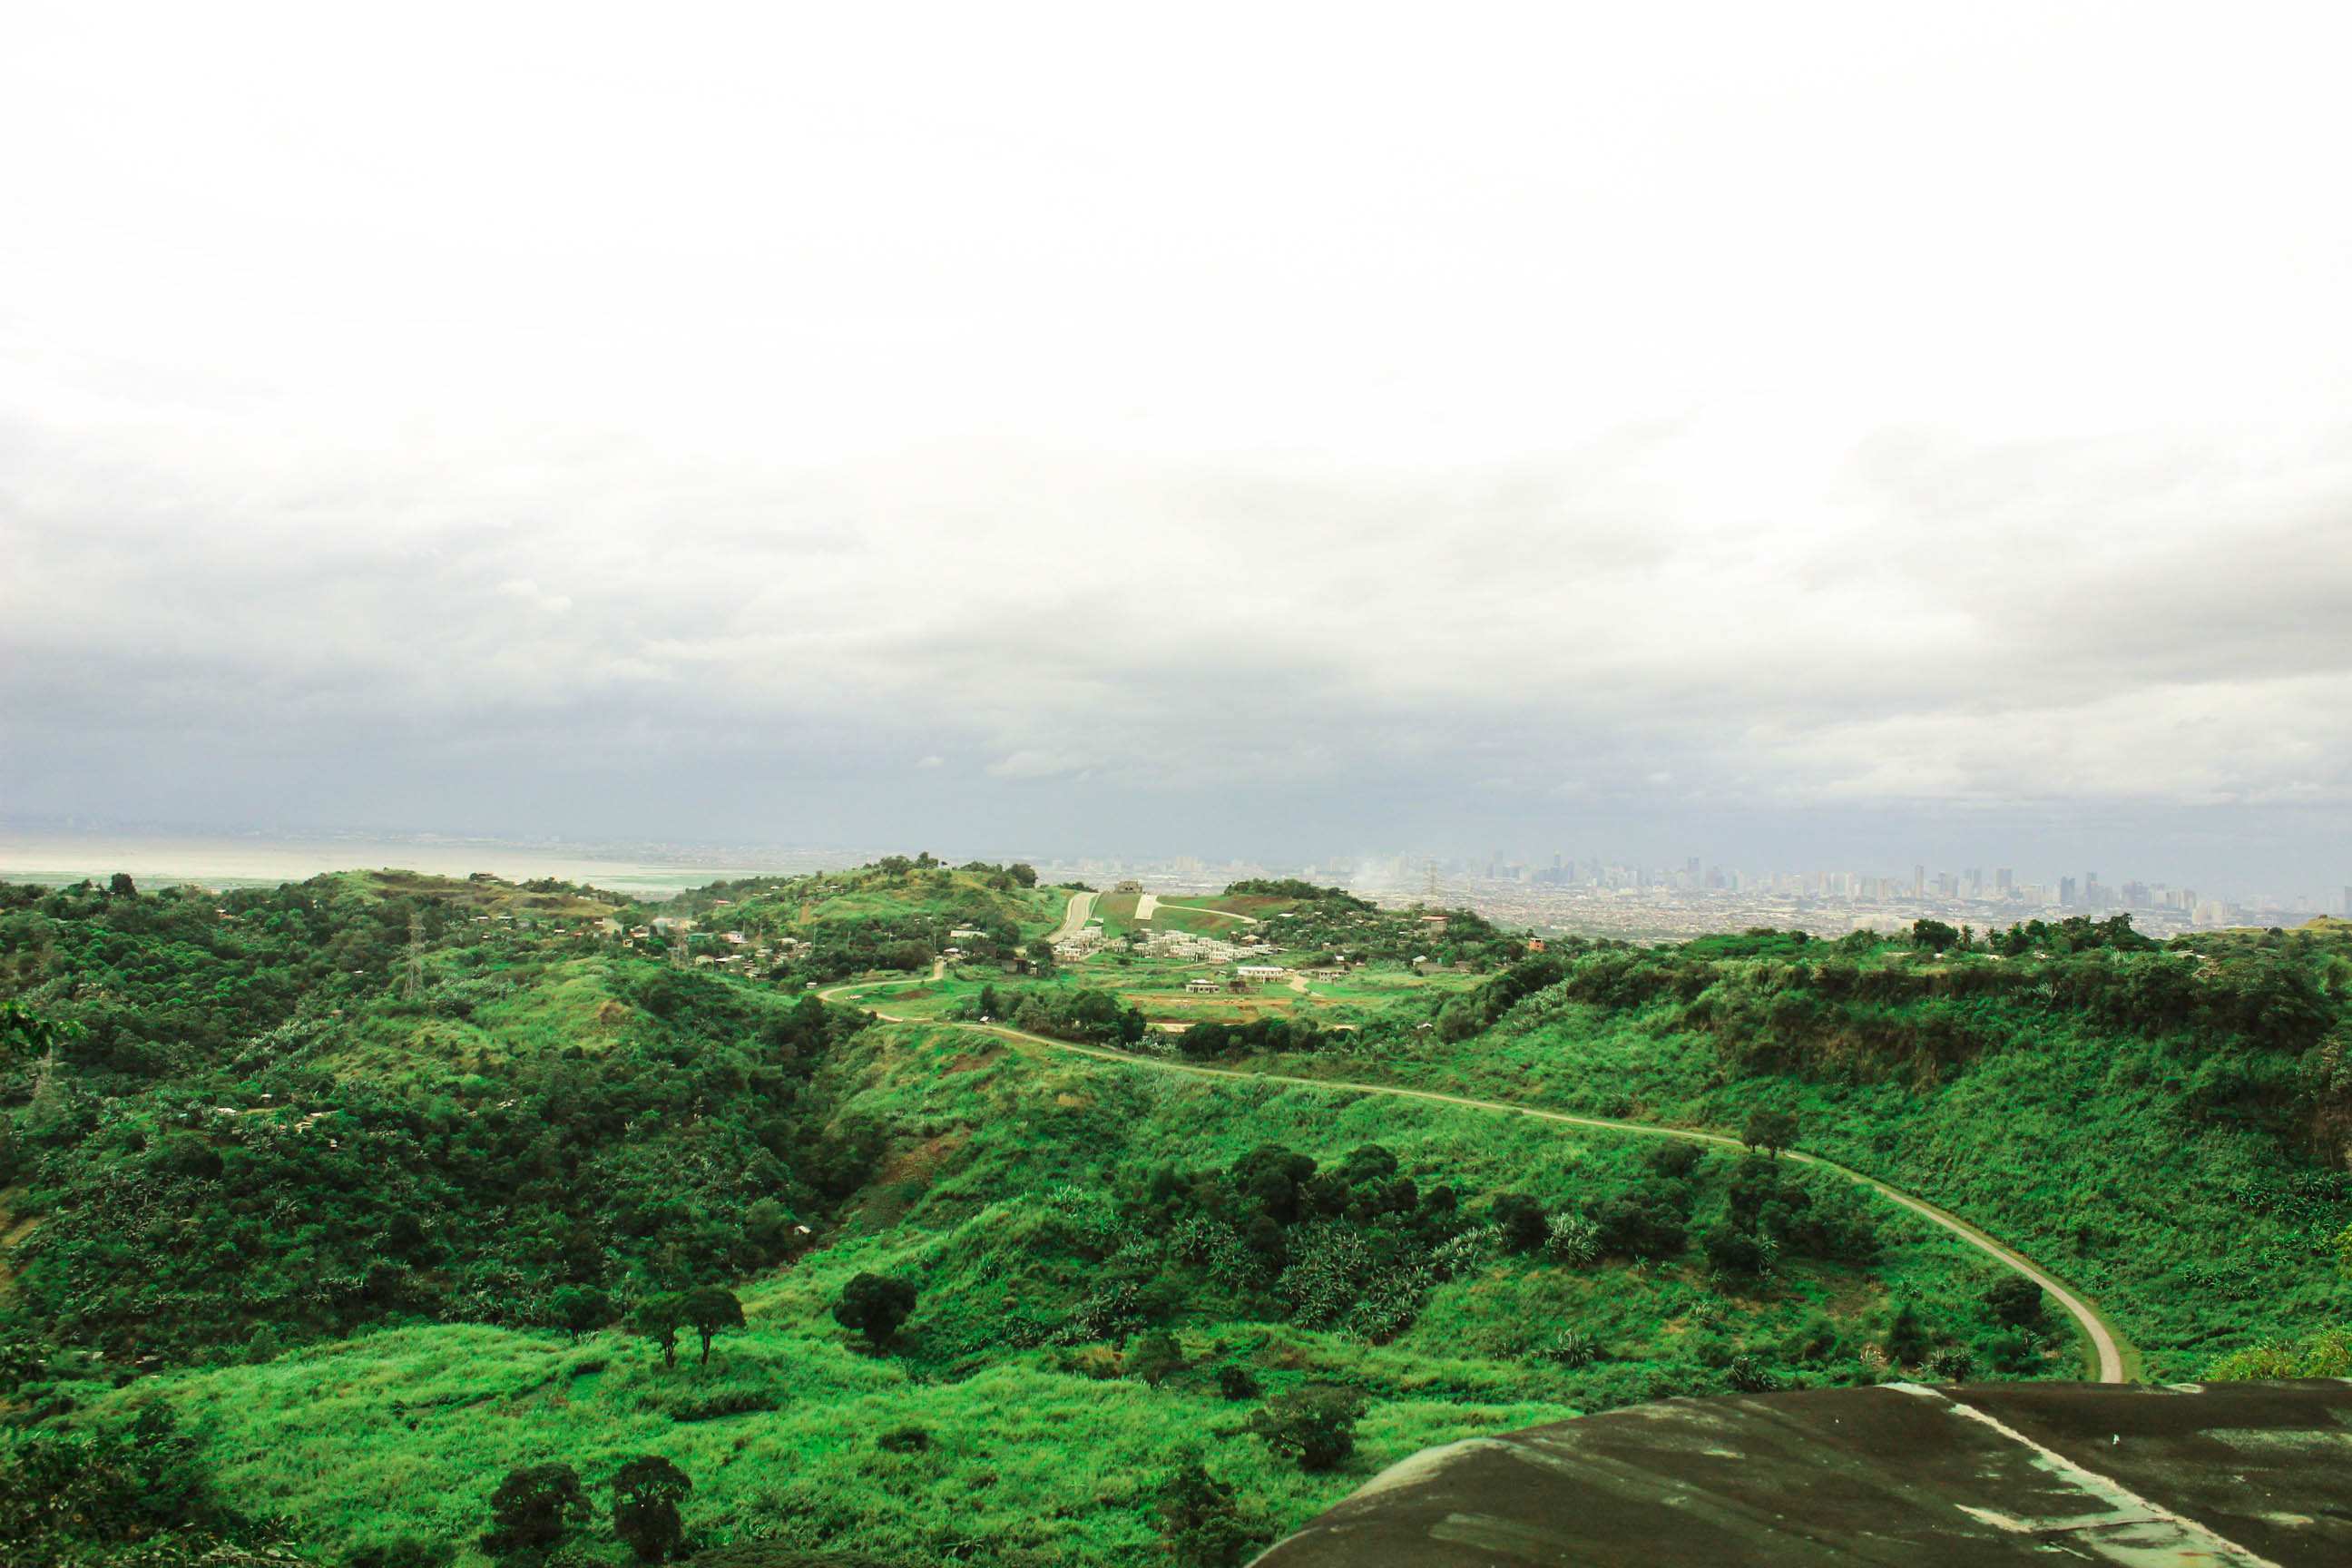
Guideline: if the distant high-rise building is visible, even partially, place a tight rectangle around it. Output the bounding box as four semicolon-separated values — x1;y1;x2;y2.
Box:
2060;876;2078;906
1995;867;2014;895
2084;872;2102;909
1913;865;1925;897
2344;885;2351;916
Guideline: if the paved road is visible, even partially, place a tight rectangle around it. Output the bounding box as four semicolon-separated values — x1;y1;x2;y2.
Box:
1048;888;1097;942
825;893;2132;1383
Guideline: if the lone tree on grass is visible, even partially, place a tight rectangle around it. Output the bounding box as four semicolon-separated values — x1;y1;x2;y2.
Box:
832;1272;918;1349
548;1285;613;1344
1248;1385;1366;1473
611;1455;692;1563
681;1285;745;1368
1743;1107;1800;1158
482;1463;591;1557
632;1294;686;1369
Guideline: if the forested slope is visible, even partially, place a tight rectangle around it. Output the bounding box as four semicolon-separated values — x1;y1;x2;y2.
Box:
1260;917;2352;1379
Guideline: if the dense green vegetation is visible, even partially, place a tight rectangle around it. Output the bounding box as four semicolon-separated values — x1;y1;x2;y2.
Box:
0;874;895;1365
1235;917;2352;1380
5;861;2346;1566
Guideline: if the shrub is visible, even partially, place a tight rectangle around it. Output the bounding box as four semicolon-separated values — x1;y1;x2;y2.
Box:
1156;1451;1257;1568
1538;1330;1598;1368
1249;1385;1367;1472
1984;1276;2044;1328
1544;1214;1602;1267
1701;1225;1768;1276
1725;1354;1777;1393
1215;1365;1262;1401
1925;1348;1976;1382
1129;1328;1183;1387
876;1426;930;1454
832;1273;918;1348
1489;1193;1550;1253
2205;1328;2352;1379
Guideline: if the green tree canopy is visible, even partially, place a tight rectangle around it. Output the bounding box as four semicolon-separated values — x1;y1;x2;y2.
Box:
482;1463;590;1557
610;1455;692;1563
832;1272;917;1348
632;1294;686;1369
680;1286;745;1367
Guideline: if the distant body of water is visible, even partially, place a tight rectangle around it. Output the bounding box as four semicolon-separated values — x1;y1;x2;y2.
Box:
0;833;838;898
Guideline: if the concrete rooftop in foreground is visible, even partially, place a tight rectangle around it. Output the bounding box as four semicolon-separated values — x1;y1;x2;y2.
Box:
1252;1379;2352;1567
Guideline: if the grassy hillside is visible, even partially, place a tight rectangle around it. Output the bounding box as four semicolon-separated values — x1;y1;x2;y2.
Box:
7;868;2339;1566
24;1022;2016;1566
1161;918;2352;1380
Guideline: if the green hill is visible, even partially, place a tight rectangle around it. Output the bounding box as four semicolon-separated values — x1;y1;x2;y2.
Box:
0;867;2055;1568
5;875;2343;1566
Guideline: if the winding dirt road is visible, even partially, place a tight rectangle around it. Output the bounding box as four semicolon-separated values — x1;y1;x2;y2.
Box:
824;898;2132;1383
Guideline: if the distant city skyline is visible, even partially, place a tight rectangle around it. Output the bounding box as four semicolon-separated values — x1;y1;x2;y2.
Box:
4;818;2339;935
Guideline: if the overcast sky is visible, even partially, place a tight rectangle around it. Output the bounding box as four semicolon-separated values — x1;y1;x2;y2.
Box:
5;2;2349;893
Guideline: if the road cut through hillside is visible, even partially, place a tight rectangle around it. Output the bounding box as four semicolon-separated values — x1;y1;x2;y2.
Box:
823;903;2133;1384
1047;889;1097;942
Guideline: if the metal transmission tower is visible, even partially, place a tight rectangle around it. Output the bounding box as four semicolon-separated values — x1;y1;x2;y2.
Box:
1426;859;1439;901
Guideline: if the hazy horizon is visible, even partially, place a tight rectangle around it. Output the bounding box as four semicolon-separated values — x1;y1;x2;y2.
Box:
6;5;2348;899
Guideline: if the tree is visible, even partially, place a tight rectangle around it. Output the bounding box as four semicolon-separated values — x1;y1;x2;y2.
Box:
1157;1451;1255;1568
1985;1275;2044;1328
1701;1224;1767;1276
1911;918;1961;955
1743;1107;1800;1157
1489;1192;1550;1253
976;982;1001;1020
548;1286;613;1344
0;1000;82;1062
1007;862;1038;887
1248;1385;1366;1472
108;872;138;899
482;1463;591;1557
681;1285;744;1367
832;1272;918;1348
242;1324;283;1364
632;1294;686;1370
610;1455;692;1563
1215;1365;1261;1401
1024;937;1057;976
